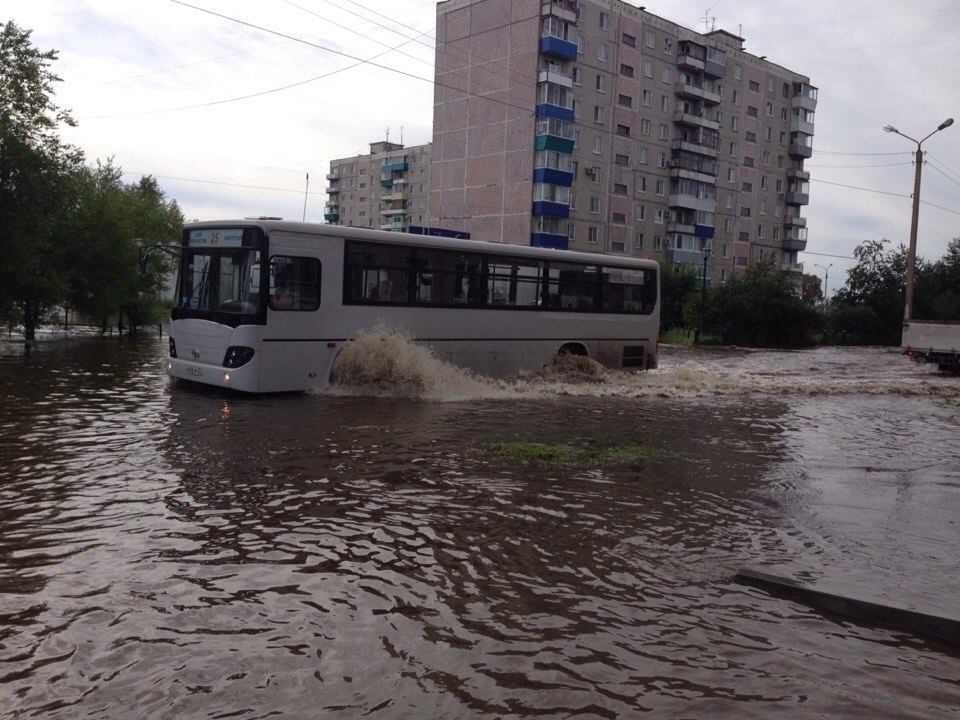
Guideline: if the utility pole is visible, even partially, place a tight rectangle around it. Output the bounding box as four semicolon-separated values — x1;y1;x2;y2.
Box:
882;118;954;322
694;244;712;345
302;172;309;221
814;263;832;308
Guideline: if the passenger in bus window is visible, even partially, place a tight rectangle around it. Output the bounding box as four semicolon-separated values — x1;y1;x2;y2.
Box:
372;278;394;301
270;263;295;309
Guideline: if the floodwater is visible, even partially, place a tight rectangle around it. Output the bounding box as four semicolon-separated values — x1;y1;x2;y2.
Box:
1;332;958;718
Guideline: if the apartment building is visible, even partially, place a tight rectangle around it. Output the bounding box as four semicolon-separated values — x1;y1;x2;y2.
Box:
325;140;432;232
427;0;816;281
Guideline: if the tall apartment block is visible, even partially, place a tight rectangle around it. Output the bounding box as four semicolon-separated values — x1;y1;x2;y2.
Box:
428;0;816;281
325;140;432;232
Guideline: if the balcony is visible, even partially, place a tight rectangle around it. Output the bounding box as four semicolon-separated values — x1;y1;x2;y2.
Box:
677;53;705;72
532;200;570;218
380;217;408;231
538;68;573;88
791;85;818;112
666;247;708;265
381;192;408;202
539;34;577;61
325;171;339;181
380;207;408;216
694;223;716;238
326;184;341;194
790;117;815;135
787;168;810;180
785;215;807;227
323;207;339;222
673;111;720;132
668;193;716;212
531;232;569;249
671;138;719;158
540;2;576;23
667;222;695;235
533;167;573;186
381;159;408;173
782;237;807;252
668;156;718;176
536;101;574;123
785;191;809;205
789;142;813;159
676;80;721;105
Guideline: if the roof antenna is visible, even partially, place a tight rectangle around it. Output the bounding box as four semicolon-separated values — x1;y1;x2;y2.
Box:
400;126;404;145
385;126;390;143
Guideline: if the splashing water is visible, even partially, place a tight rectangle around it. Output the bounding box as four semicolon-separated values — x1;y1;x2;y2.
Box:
325;328;960;401
326;325;503;401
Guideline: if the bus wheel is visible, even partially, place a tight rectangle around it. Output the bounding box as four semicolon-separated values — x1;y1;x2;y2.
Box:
556;343;588;362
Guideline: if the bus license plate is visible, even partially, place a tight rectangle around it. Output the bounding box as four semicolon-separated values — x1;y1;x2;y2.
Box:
185;365;203;377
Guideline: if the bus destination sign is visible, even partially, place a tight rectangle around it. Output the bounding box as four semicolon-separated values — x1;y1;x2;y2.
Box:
189;229;244;247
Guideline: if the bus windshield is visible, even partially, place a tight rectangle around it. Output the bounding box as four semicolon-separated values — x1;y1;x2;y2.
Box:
178;248;262;314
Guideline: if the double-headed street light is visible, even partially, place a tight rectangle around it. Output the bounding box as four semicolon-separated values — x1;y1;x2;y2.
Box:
694;243;712;346
882;117;954;322
813;262;832;307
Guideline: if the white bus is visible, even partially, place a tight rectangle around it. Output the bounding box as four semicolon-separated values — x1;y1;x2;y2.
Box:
166;219;660;392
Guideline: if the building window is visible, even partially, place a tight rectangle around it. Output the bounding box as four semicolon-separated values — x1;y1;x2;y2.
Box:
664;37;673;54
616;123;630;137
744;156;755;167
638;148;647;164
572;67;582;85
740;206;751;217
634;231;644;248
615;153;630;166
588;226;600;244
734;64;742;80
636;204;645;220
620;63;634;77
747;106;758;118
729;142;738;156
726;167;736;182
637;175;647;192
773;227;780;240
599;11;609;29
653;234;662;250
654;208;664;224
613;182;628;195
742;181;753;192
724;218;733;232
722;243;730;258
657;152;666;168
656;179;665;195
612;212;627;224
662;67;671;83
618;93;633;108
592;135;602;154
645;30;655;48
731;116;740;131
745;131;757;143
643;60;653;78
572;99;581;117
642;89;652;106
766;101;774;116
758;224;765;238
658;123;668;140
598;43;608;61
595;74;605;92
594;105;604;123
589;196;600;213
640;118;650;135
623;33;636;47
733;90;741;105
660;94;669;111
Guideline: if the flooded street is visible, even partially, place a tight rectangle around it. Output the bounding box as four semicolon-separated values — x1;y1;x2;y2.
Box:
1;335;958;718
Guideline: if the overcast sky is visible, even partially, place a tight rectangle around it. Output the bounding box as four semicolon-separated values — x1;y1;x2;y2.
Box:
7;0;960;293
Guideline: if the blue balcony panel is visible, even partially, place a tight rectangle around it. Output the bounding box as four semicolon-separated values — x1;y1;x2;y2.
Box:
539;36;577;61
532;200;569;218
533;167;573;186
534;134;575;154
693;223;715;238
536;103;574;123
531;232;570;249
381;160;408;172
324;213;339;222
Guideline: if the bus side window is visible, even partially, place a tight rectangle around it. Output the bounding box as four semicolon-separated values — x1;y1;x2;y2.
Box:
269;256;321;311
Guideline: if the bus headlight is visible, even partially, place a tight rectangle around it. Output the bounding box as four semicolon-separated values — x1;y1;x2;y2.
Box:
222;346;255;368
169;337;178;358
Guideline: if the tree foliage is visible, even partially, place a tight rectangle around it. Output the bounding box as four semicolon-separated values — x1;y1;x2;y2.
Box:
657;259;697;333
829;237;960;345
0;21;181;339
698;261;820;347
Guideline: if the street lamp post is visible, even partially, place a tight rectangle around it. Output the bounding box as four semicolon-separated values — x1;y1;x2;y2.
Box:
694;244;712;345
882;117;954;322
814;262;832;307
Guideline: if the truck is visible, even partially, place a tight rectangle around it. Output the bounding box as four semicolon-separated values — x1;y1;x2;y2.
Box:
902;320;960;373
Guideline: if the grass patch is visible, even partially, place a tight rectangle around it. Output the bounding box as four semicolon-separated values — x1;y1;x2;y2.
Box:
484;441;662;467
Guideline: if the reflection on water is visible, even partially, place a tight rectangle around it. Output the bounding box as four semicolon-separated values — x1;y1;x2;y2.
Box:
0;336;958;718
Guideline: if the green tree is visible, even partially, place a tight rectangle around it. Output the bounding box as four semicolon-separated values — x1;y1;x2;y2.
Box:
700;261;820;347
0;21;84;338
801;272;823;307
830;239;910;344
657;259;697;333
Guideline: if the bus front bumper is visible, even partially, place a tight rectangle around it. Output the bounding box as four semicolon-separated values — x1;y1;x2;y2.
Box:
166;357;258;392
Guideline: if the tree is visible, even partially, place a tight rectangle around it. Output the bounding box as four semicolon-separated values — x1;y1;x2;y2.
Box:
801;273;823;307
0;21;84;339
657;259;697;333
830;239;911;344
699;261;820;347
